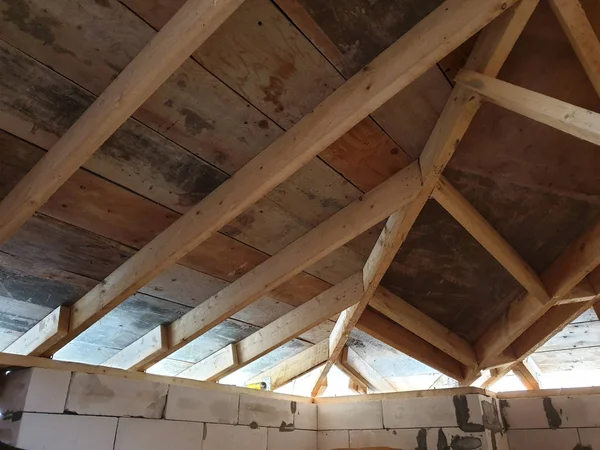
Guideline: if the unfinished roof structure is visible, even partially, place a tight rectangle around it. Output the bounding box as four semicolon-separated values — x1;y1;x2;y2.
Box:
0;0;599;396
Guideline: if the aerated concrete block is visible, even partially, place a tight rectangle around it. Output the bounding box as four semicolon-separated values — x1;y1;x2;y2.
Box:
203;423;267;450
239;394;294;428
317;401;383;430
15;412;117;450
65;373;168;418
165;384;239;424
267;428;317;450
113;417;205;450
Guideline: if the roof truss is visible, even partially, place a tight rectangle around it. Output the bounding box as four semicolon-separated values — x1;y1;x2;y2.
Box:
2;0;600;397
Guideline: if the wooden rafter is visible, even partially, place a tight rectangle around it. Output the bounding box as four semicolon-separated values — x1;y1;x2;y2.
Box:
339;346;397;393
3;306;70;357
466;2;600;386
170;273;364;379
178;344;239;382
0;0;244;243
310;0;539;396
456;70;600;147
246;341;329;392
102;326;168;371
433;176;549;302
369;287;477;367
479;274;600;387
12;0;516;359
103;163;421;368
512;358;541;390
548;0;600;96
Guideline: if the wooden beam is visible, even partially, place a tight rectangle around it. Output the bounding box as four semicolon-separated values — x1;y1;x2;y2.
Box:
476;275;600;386
370;286;477;366
474;217;600;368
456;70;600;147
340;346;396;393
233;274;361;369
246;341;329;391
513;358;542;390
549;0;600;97
0;0;244;243
346;378;367;395
433;176;549;302
337;360;369;395
110;163;420;368
0;352;311;403
168;273;363;380
312;208;420;396
102;325;168;371
310;0;537;396
178;344;239;382
3;306;70;356
555;278;598;305
35;161;419;359
32;0;514;357
356;309;466;381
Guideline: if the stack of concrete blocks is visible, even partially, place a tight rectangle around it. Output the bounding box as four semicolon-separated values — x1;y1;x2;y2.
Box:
8;367;600;450
0;368;317;450
317;393;508;450
501;391;600;449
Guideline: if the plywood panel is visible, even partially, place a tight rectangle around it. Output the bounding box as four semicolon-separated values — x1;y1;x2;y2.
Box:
451;1;600;202
382;200;524;343
538;321;600;353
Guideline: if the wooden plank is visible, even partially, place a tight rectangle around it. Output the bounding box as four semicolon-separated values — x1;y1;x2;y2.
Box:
0;0;244;243
512;358;541;390
234;274;363;368
369;286;477;366
120;163;421;367
356;309;465;381
456;70;600;147
433;175;549;302
312;208;419;396
101;325;168;371
40;0;511;354
2;306;70;356
549;0;600;96
246;341;329;391
537;320;600;353
478;278;600;386
311;0;537;395
0;352;312;403
114;272;362;375
474;216;600;368
177;344;239;382
340;347;396;393
0;9;367;280
531;346;600;372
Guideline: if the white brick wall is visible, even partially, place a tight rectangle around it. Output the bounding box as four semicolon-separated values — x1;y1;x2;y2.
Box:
114;418;205;450
65;373;168;418
0;368;70;414
507;428;580;450
317;430;349;450
203;423;267;450
10;367;600;450
317;400;383;430
268;429;317;450
239;395;295;428
15;413;118;450
165;384;239;424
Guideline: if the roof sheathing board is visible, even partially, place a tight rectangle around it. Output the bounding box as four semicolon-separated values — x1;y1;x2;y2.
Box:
0;0;598;383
